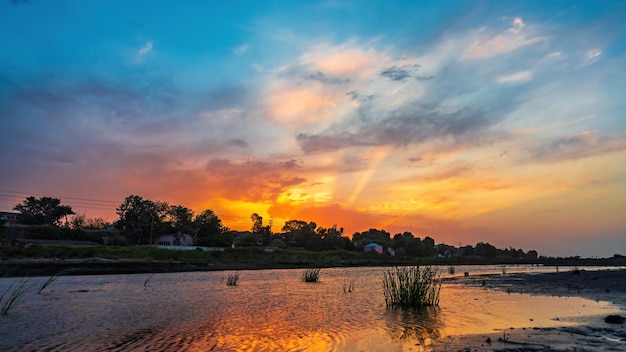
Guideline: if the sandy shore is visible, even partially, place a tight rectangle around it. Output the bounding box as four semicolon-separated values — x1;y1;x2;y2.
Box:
435;268;626;351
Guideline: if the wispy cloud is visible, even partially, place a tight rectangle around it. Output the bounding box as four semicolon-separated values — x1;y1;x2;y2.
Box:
138;41;153;56
583;48;602;65
233;43;249;55
462;17;546;60
496;70;532;83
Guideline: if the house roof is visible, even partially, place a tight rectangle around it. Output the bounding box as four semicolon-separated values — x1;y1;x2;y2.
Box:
364;242;382;247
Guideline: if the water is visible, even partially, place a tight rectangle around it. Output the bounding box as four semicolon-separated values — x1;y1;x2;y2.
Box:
0;266;621;351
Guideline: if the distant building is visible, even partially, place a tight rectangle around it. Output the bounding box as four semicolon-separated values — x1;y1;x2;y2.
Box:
154;233;194;246
364;242;383;254
0;211;19;226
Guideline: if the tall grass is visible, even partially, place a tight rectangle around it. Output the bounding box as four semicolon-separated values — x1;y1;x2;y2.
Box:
382;265;441;309
1;279;30;315
226;272;240;286
302;268;321;282
38;269;72;294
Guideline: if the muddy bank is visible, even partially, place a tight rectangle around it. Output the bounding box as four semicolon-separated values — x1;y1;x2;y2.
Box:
436;269;626;351
453;268;626;306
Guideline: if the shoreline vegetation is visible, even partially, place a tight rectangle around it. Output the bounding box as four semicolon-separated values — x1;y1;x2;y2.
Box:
0;244;624;277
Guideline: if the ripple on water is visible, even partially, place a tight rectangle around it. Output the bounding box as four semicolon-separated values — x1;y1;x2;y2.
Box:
0;267;621;351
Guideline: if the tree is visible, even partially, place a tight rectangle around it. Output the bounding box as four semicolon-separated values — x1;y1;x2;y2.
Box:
13;196;74;226
316;225;348;251
251;213;271;246
167;205;194;235
115;195;161;244
351;228;392;250
282;219;316;248
70;213;111;230
194;209;230;246
475;242;497;258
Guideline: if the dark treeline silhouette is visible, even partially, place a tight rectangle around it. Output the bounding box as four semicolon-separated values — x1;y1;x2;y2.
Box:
0;194;549;260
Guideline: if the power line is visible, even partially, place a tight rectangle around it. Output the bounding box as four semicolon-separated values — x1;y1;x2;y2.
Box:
0;188;119;204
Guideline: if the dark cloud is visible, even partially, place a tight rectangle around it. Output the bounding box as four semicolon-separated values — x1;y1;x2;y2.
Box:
380;64;422;81
296;104;505;153
346;91;375;102
408;156;423;162
304;71;351;85
526;133;626;163
226;138;249;148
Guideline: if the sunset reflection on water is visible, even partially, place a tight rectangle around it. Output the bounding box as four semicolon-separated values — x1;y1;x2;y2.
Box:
0;266;620;351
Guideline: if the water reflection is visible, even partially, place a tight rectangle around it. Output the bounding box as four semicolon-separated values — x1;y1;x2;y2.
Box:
0;267;621;351
383;306;443;344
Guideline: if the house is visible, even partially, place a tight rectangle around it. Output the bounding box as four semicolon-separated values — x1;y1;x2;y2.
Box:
0;211;19;226
363;242;383;254
154;233;194;246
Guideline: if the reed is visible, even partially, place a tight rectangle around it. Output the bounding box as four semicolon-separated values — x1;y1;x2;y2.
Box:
302;268;321;282
382;265;441;309
143;274;154;287
1;279;30;315
38;269;72;294
226;272;240;286
342;277;356;293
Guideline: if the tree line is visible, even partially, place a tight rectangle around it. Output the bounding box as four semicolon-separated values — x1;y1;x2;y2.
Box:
8;195;538;259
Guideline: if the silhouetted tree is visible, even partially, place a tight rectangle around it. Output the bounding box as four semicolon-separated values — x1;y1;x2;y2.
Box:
316;225;348;250
195;209;230;246
475;242;497;258
282;219;317;248
13;196;74;226
352;228;392;250
168;205;194;234
70;213;111;230
251;213;271;245
115;195;162;245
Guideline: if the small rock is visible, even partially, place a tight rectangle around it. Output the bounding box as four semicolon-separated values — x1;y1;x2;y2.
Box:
604;315;625;324
485;337;491;344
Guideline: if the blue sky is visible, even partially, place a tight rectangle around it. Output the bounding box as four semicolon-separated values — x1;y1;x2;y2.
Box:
1;0;625;257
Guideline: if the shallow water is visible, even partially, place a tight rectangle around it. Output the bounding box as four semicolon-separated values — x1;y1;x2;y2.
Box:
0;266;621;351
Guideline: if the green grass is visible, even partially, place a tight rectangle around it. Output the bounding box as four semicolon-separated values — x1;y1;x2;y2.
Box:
226;272;240;286
382;265;441;309
1;278;30;315
302;268;321;282
38;269;72;294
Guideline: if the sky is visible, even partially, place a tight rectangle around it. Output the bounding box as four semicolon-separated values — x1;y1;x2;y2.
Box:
1;0;625;257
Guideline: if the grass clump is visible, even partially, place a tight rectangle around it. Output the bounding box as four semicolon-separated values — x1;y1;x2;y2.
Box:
447;265;456;275
226;272;240;286
1;279;30;315
302;268;321;282
382;265;441;309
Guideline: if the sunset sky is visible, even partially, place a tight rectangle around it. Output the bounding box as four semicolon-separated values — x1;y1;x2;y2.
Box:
1;0;625;257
